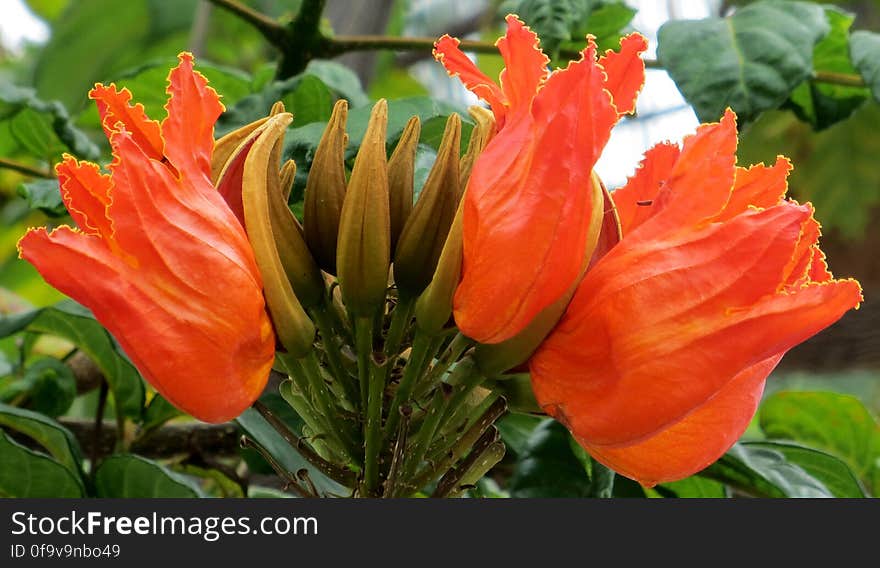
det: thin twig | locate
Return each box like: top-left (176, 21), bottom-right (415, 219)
top-left (0, 157), bottom-right (52, 179)
top-left (89, 380), bottom-right (108, 475)
top-left (205, 0), bottom-right (287, 44)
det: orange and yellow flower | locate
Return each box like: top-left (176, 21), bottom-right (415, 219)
top-left (18, 53), bottom-right (275, 423)
top-left (434, 15), bottom-right (648, 344)
top-left (529, 110), bottom-right (863, 485)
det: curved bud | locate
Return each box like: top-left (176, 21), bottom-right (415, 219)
top-left (211, 116), bottom-right (270, 184)
top-left (388, 116), bottom-right (420, 251)
top-left (473, 171), bottom-right (607, 376)
top-left (414, 198), bottom-right (463, 335)
top-left (394, 113), bottom-right (461, 299)
top-left (243, 113), bottom-right (316, 357)
top-left (336, 99), bottom-right (391, 317)
top-left (280, 159), bottom-right (297, 203)
top-left (304, 99), bottom-right (349, 274)
top-left (459, 106), bottom-right (496, 194)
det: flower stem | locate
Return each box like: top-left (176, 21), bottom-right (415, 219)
top-left (431, 427), bottom-right (503, 498)
top-left (252, 400), bottom-right (357, 486)
top-left (362, 351), bottom-right (388, 496)
top-left (384, 331), bottom-right (435, 440)
top-left (309, 305), bottom-right (359, 407)
top-left (354, 317), bottom-right (374, 411)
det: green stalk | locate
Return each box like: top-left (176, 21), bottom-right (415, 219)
top-left (431, 428), bottom-right (503, 498)
top-left (411, 396), bottom-right (507, 491)
top-left (309, 305), bottom-right (359, 406)
top-left (302, 350), bottom-right (361, 463)
top-left (384, 331), bottom-right (437, 440)
top-left (395, 386), bottom-right (449, 496)
top-left (354, 317), bottom-right (374, 411)
top-left (362, 352), bottom-right (388, 495)
top-left (413, 332), bottom-right (472, 400)
top-left (384, 297), bottom-right (414, 359)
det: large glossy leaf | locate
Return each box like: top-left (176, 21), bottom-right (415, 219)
top-left (702, 441), bottom-right (864, 497)
top-left (0, 81), bottom-right (100, 160)
top-left (0, 429), bottom-right (84, 497)
top-left (747, 441), bottom-right (868, 498)
top-left (496, 413), bottom-right (543, 457)
top-left (304, 60), bottom-right (369, 108)
top-left (284, 75), bottom-right (333, 126)
top-left (18, 357), bottom-right (77, 417)
top-left (508, 420), bottom-right (592, 497)
top-left (786, 7), bottom-right (870, 129)
top-left (94, 454), bottom-right (204, 498)
top-left (0, 301), bottom-right (145, 418)
top-left (17, 179), bottom-right (67, 217)
top-left (0, 402), bottom-right (83, 475)
top-left (657, 476), bottom-right (728, 498)
top-left (759, 390), bottom-right (878, 493)
top-left (658, 0), bottom-right (829, 123)
top-left (850, 30), bottom-right (880, 103)
top-left (737, 103), bottom-right (880, 238)
top-left (32, 0), bottom-right (198, 111)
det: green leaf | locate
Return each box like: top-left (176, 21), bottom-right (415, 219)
top-left (77, 58), bottom-right (255, 131)
top-left (850, 30), bottom-right (880, 103)
top-left (141, 394), bottom-right (183, 433)
top-left (737, 104), bottom-right (880, 238)
top-left (24, 0), bottom-right (71, 21)
top-left (94, 454), bottom-right (204, 497)
top-left (787, 7), bottom-right (870, 129)
top-left (570, 2), bottom-right (637, 50)
top-left (658, 476), bottom-right (728, 498)
top-left (0, 301), bottom-right (145, 419)
top-left (496, 413), bottom-right (543, 457)
top-left (759, 390), bottom-right (879, 493)
top-left (744, 441), bottom-right (867, 498)
top-left (658, 0), bottom-right (829, 123)
top-left (0, 402), bottom-right (83, 475)
top-left (0, 81), bottom-right (100, 160)
top-left (32, 0), bottom-right (198, 112)
top-left (21, 357), bottom-right (77, 417)
top-left (500, 0), bottom-right (585, 56)
top-left (236, 407), bottom-right (347, 497)
top-left (17, 179), bottom-right (66, 217)
top-left (508, 419), bottom-right (592, 497)
top-left (284, 75), bottom-right (333, 126)
top-left (703, 441), bottom-right (853, 497)
top-left (0, 429), bottom-right (84, 497)
top-left (304, 60), bottom-right (369, 108)
top-left (10, 107), bottom-right (61, 158)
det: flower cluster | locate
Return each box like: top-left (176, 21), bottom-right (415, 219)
top-left (19, 16), bottom-right (862, 491)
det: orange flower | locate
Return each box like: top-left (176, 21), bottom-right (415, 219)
top-left (529, 110), bottom-right (863, 486)
top-left (434, 16), bottom-right (647, 344)
top-left (18, 53), bottom-right (275, 423)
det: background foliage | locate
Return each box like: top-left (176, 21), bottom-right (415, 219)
top-left (0, 0), bottom-right (877, 498)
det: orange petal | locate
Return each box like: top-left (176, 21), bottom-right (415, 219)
top-left (597, 33), bottom-right (648, 115)
top-left (497, 15), bottom-right (549, 112)
top-left (718, 156), bottom-right (792, 221)
top-left (214, 134), bottom-right (257, 226)
top-left (649, 109), bottom-right (738, 231)
top-left (89, 83), bottom-right (164, 161)
top-left (107, 129), bottom-right (259, 289)
top-left (781, 207), bottom-right (821, 288)
top-left (612, 142), bottom-right (680, 235)
top-left (56, 155), bottom-right (112, 239)
top-left (161, 52), bottom-right (225, 182)
top-left (587, 180), bottom-right (622, 270)
top-left (529, 201), bottom-right (860, 448)
top-left (454, 43), bottom-right (617, 343)
top-left (578, 355), bottom-right (780, 486)
top-left (808, 246), bottom-right (833, 282)
top-left (434, 34), bottom-right (508, 125)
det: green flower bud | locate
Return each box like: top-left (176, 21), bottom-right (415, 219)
top-left (304, 99), bottom-right (349, 274)
top-left (393, 113), bottom-right (461, 299)
top-left (336, 99), bottom-right (391, 317)
top-left (242, 113), bottom-right (316, 357)
top-left (387, 116), bottom-right (420, 252)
